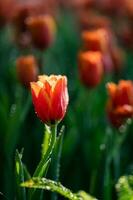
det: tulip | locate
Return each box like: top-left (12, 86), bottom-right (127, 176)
top-left (16, 55), bottom-right (38, 87)
top-left (78, 51), bottom-right (103, 88)
top-left (26, 15), bottom-right (56, 50)
top-left (30, 75), bottom-right (69, 124)
top-left (82, 29), bottom-right (110, 52)
top-left (107, 80), bottom-right (133, 127)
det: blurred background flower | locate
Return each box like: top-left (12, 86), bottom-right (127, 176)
top-left (16, 55), bottom-right (38, 87)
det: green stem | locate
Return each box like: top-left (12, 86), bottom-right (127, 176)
top-left (103, 129), bottom-right (113, 200)
top-left (41, 125), bottom-right (51, 158)
top-left (51, 126), bottom-right (64, 200)
top-left (113, 132), bottom-right (126, 181)
top-left (22, 178), bottom-right (82, 200)
top-left (103, 128), bottom-right (127, 200)
top-left (33, 124), bottom-right (57, 177)
top-left (29, 124), bottom-right (57, 200)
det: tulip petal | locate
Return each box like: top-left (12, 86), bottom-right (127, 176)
top-left (106, 82), bottom-right (117, 99)
top-left (115, 80), bottom-right (133, 106)
top-left (51, 77), bottom-right (68, 121)
top-left (31, 82), bottom-right (41, 99)
top-left (36, 86), bottom-right (51, 123)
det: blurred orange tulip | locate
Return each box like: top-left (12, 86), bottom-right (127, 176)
top-left (107, 80), bottom-right (133, 127)
top-left (82, 29), bottom-right (110, 52)
top-left (26, 15), bottom-right (56, 50)
top-left (16, 55), bottom-right (38, 87)
top-left (78, 51), bottom-right (103, 88)
top-left (31, 75), bottom-right (69, 124)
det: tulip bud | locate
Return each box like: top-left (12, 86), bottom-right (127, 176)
top-left (78, 51), bottom-right (103, 88)
top-left (82, 29), bottom-right (110, 52)
top-left (30, 75), bottom-right (69, 124)
top-left (106, 80), bottom-right (133, 127)
top-left (16, 55), bottom-right (38, 87)
top-left (26, 15), bottom-right (56, 50)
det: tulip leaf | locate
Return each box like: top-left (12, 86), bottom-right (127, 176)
top-left (41, 125), bottom-right (51, 157)
top-left (52, 125), bottom-right (64, 181)
top-left (78, 191), bottom-right (98, 200)
top-left (28, 158), bottom-right (51, 200)
top-left (116, 176), bottom-right (133, 200)
top-left (21, 177), bottom-right (82, 200)
top-left (23, 164), bottom-right (31, 180)
top-left (33, 124), bottom-right (57, 178)
top-left (15, 149), bottom-right (26, 200)
top-left (28, 125), bottom-right (57, 200)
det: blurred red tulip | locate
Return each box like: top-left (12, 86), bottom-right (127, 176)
top-left (16, 55), bottom-right (38, 87)
top-left (26, 15), bottom-right (56, 51)
top-left (31, 75), bottom-right (69, 124)
top-left (107, 80), bottom-right (133, 127)
top-left (78, 51), bottom-right (103, 88)
top-left (82, 29), bottom-right (110, 52)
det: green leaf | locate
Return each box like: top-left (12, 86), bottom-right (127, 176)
top-left (21, 177), bottom-right (82, 200)
top-left (78, 191), bottom-right (98, 200)
top-left (23, 164), bottom-right (31, 180)
top-left (41, 125), bottom-right (51, 157)
top-left (116, 176), bottom-right (133, 200)
top-left (52, 125), bottom-right (65, 181)
top-left (51, 126), bottom-right (65, 200)
top-left (15, 149), bottom-right (26, 200)
top-left (28, 124), bottom-right (57, 200)
top-left (28, 159), bottom-right (51, 200)
top-left (33, 124), bottom-right (57, 177)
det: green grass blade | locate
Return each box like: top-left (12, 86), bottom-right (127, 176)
top-left (15, 150), bottom-right (26, 200)
top-left (21, 177), bottom-right (82, 200)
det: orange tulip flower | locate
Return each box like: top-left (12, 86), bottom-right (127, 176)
top-left (26, 15), bottom-right (56, 50)
top-left (16, 55), bottom-right (38, 87)
top-left (78, 51), bottom-right (103, 88)
top-left (107, 80), bottom-right (133, 127)
top-left (82, 29), bottom-right (110, 52)
top-left (31, 75), bottom-right (69, 124)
